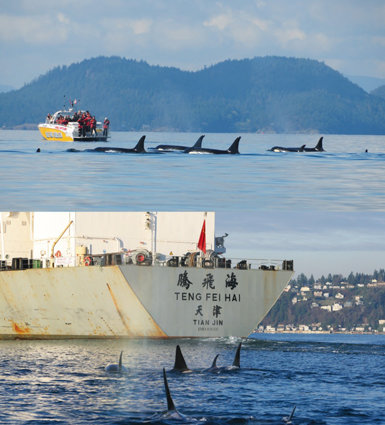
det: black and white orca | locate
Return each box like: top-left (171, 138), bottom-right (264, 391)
top-left (225, 342), bottom-right (242, 370)
top-left (93, 135), bottom-right (146, 153)
top-left (282, 405), bottom-right (296, 424)
top-left (270, 137), bottom-right (324, 153)
top-left (67, 136), bottom-right (146, 153)
top-left (171, 345), bottom-right (192, 373)
top-left (203, 354), bottom-right (220, 373)
top-left (152, 135), bottom-right (205, 152)
top-left (205, 342), bottom-right (242, 373)
top-left (185, 136), bottom-right (241, 154)
top-left (269, 144), bottom-right (306, 153)
top-left (105, 351), bottom-right (126, 373)
top-left (303, 137), bottom-right (324, 152)
top-left (159, 368), bottom-right (189, 420)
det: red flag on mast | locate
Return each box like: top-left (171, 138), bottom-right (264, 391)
top-left (197, 220), bottom-right (206, 253)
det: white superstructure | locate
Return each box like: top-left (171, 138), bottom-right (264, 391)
top-left (1, 212), bottom-right (216, 267)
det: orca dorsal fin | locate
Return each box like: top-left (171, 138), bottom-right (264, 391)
top-left (289, 405), bottom-right (296, 421)
top-left (232, 342), bottom-right (242, 367)
top-left (173, 345), bottom-right (189, 371)
top-left (211, 354), bottom-right (219, 368)
top-left (228, 136), bottom-right (241, 154)
top-left (315, 136), bottom-right (324, 151)
top-left (134, 135), bottom-right (146, 152)
top-left (118, 351), bottom-right (123, 370)
top-left (299, 144), bottom-right (306, 152)
top-left (163, 368), bottom-right (176, 411)
top-left (192, 135), bottom-right (205, 148)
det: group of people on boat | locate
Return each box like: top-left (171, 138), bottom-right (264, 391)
top-left (46, 111), bottom-right (110, 138)
top-left (77, 111), bottom-right (98, 137)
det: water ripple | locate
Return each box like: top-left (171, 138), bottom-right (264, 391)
top-left (1, 130), bottom-right (385, 210)
top-left (0, 335), bottom-right (383, 424)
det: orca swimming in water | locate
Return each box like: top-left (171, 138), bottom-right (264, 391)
top-left (226, 342), bottom-right (242, 370)
top-left (282, 406), bottom-right (296, 424)
top-left (204, 354), bottom-right (220, 373)
top-left (303, 136), bottom-right (325, 152)
top-left (185, 136), bottom-right (241, 154)
top-left (270, 137), bottom-right (324, 153)
top-left (205, 342), bottom-right (242, 373)
top-left (171, 345), bottom-right (192, 373)
top-left (159, 368), bottom-right (189, 420)
top-left (269, 144), bottom-right (306, 153)
top-left (93, 135), bottom-right (146, 153)
top-left (105, 351), bottom-right (126, 373)
top-left (171, 343), bottom-right (241, 374)
top-left (152, 135), bottom-right (205, 152)
top-left (67, 136), bottom-right (147, 154)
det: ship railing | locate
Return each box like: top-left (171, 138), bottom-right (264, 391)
top-left (232, 258), bottom-right (293, 271)
top-left (1, 254), bottom-right (293, 272)
top-left (73, 253), bottom-right (293, 271)
top-left (155, 256), bottom-right (293, 271)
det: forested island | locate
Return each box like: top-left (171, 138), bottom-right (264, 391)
top-left (1, 56), bottom-right (385, 134)
top-left (260, 269), bottom-right (385, 334)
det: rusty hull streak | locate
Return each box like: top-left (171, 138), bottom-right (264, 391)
top-left (106, 282), bottom-right (133, 336)
top-left (106, 280), bottom-right (167, 338)
top-left (123, 283), bottom-right (167, 338)
top-left (12, 322), bottom-right (31, 335)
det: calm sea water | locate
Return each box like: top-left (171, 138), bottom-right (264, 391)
top-left (1, 130), bottom-right (385, 211)
top-left (0, 334), bottom-right (383, 424)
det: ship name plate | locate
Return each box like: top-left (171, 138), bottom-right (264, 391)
top-left (175, 270), bottom-right (241, 332)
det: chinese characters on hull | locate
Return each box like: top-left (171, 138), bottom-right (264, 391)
top-left (225, 272), bottom-right (238, 290)
top-left (212, 305), bottom-right (222, 318)
top-left (176, 270), bottom-right (241, 330)
top-left (202, 273), bottom-right (215, 290)
top-left (177, 271), bottom-right (193, 290)
top-left (177, 270), bottom-right (238, 292)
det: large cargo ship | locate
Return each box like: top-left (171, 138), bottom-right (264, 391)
top-left (0, 212), bottom-right (293, 339)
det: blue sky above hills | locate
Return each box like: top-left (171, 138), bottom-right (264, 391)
top-left (1, 0), bottom-right (384, 88)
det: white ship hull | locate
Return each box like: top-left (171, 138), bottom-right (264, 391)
top-left (0, 264), bottom-right (292, 339)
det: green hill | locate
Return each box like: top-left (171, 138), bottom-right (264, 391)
top-left (261, 270), bottom-right (385, 333)
top-left (371, 84), bottom-right (385, 100)
top-left (1, 56), bottom-right (385, 134)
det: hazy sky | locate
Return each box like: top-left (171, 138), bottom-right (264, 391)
top-left (1, 0), bottom-right (385, 88)
top-left (216, 211), bottom-right (385, 279)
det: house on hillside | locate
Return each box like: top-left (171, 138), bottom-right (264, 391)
top-left (321, 305), bottom-right (332, 312)
top-left (300, 286), bottom-right (310, 294)
top-left (332, 303), bottom-right (343, 312)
